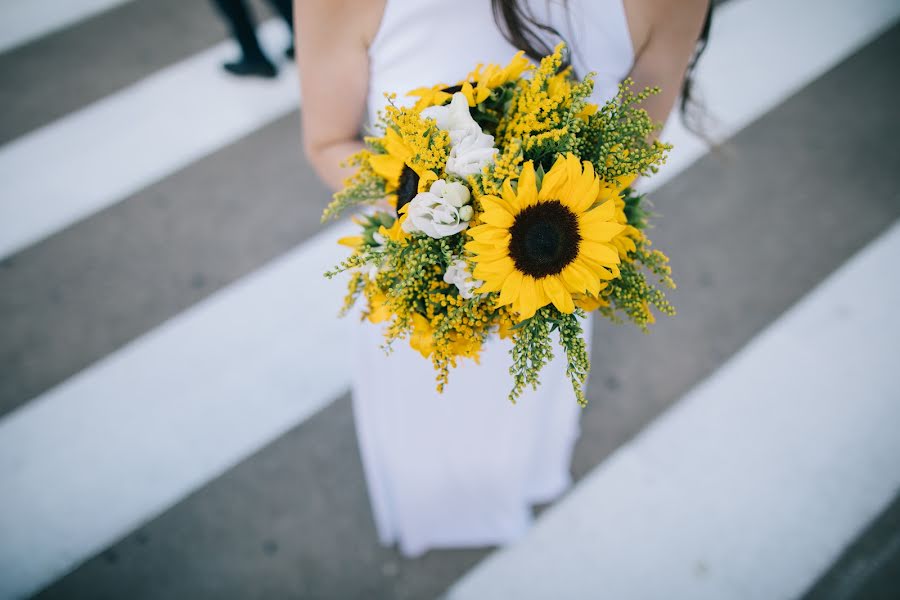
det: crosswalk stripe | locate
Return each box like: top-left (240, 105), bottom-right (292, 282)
top-left (0, 0), bottom-right (133, 53)
top-left (0, 221), bottom-right (355, 600)
top-left (0, 0), bottom-right (896, 598)
top-left (446, 218), bottom-right (900, 600)
top-left (0, 19), bottom-right (296, 261)
top-left (647, 0), bottom-right (900, 192)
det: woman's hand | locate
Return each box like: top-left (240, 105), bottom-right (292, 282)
top-left (293, 0), bottom-right (383, 191)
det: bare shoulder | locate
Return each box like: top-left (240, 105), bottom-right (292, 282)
top-left (294, 0), bottom-right (385, 49)
top-left (622, 0), bottom-right (709, 56)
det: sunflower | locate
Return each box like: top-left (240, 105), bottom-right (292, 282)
top-left (368, 128), bottom-right (437, 213)
top-left (408, 83), bottom-right (454, 112)
top-left (465, 155), bottom-right (626, 320)
top-left (407, 51), bottom-right (532, 111)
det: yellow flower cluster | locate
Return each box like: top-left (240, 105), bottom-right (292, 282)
top-left (383, 103), bottom-right (450, 174)
top-left (497, 45), bottom-right (571, 149)
top-left (475, 139), bottom-right (524, 197)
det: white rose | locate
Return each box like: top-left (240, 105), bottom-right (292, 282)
top-left (447, 132), bottom-right (498, 177)
top-left (421, 92), bottom-right (498, 178)
top-left (429, 179), bottom-right (470, 207)
top-left (402, 179), bottom-right (474, 239)
top-left (421, 92), bottom-right (477, 135)
top-left (443, 258), bottom-right (483, 300)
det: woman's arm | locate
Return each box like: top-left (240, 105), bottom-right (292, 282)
top-left (293, 0), bottom-right (383, 191)
top-left (623, 0), bottom-right (710, 130)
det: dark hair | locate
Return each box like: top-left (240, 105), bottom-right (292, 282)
top-left (491, 0), bottom-right (714, 131)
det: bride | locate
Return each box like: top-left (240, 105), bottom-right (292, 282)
top-left (294, 0), bottom-right (710, 557)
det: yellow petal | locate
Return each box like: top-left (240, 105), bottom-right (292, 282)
top-left (417, 169), bottom-right (439, 192)
top-left (465, 240), bottom-right (508, 255)
top-left (501, 178), bottom-right (520, 207)
top-left (476, 277), bottom-right (505, 293)
top-left (517, 161), bottom-right (538, 207)
top-left (538, 155), bottom-right (568, 201)
top-left (542, 276), bottom-right (575, 313)
top-left (517, 276), bottom-right (539, 320)
top-left (468, 229), bottom-right (511, 245)
top-left (581, 240), bottom-right (621, 265)
top-left (616, 173), bottom-right (638, 191)
top-left (337, 235), bottom-right (363, 249)
top-left (369, 154), bottom-right (403, 186)
top-left (579, 204), bottom-right (617, 230)
top-left (497, 270), bottom-right (524, 306)
top-left (571, 260), bottom-right (605, 294)
top-left (588, 199), bottom-right (616, 221)
top-left (382, 128), bottom-right (412, 161)
top-left (533, 278), bottom-right (551, 309)
top-left (566, 152), bottom-right (582, 185)
top-left (473, 256), bottom-right (515, 278)
top-left (480, 196), bottom-right (515, 218)
top-left (559, 264), bottom-right (588, 293)
top-left (580, 221), bottom-right (626, 243)
top-left (461, 82), bottom-right (477, 106)
top-left (567, 161), bottom-right (599, 213)
top-left (480, 208), bottom-right (515, 228)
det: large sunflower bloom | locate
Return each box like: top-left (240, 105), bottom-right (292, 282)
top-left (465, 155), bottom-right (625, 320)
top-left (368, 128), bottom-right (436, 212)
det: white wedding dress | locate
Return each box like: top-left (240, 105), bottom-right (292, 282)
top-left (353, 0), bottom-right (635, 557)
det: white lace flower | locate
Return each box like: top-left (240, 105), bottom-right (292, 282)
top-left (402, 179), bottom-right (474, 239)
top-left (421, 92), bottom-right (498, 178)
top-left (443, 258), bottom-right (483, 300)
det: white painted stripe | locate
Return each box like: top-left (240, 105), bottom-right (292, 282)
top-left (447, 220), bottom-right (900, 600)
top-left (0, 221), bottom-right (355, 600)
top-left (0, 0), bottom-right (133, 53)
top-left (641, 0), bottom-right (900, 193)
top-left (0, 0), bottom-right (895, 597)
top-left (0, 19), bottom-right (297, 260)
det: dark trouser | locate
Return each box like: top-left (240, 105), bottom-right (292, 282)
top-left (212, 0), bottom-right (293, 60)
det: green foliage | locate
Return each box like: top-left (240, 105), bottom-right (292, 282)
top-left (599, 240), bottom-right (676, 330)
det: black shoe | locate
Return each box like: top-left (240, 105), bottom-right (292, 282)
top-left (223, 56), bottom-right (277, 79)
top-left (285, 44), bottom-right (294, 60)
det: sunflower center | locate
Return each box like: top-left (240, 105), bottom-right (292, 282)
top-left (508, 200), bottom-right (581, 278)
top-left (396, 165), bottom-right (419, 214)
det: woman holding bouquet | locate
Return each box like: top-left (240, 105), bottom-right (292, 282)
top-left (294, 0), bottom-right (710, 557)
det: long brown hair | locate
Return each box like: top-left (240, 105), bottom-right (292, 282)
top-left (491, 0), bottom-right (714, 130)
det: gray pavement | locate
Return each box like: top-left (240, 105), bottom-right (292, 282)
top-left (0, 111), bottom-right (329, 416)
top-left (0, 0), bottom-right (285, 144)
top-left (21, 15), bottom-right (900, 600)
top-left (803, 494), bottom-right (900, 600)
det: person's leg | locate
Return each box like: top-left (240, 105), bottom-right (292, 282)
top-left (211, 0), bottom-right (277, 77)
top-left (265, 0), bottom-right (295, 58)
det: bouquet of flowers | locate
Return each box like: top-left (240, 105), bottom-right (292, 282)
top-left (323, 44), bottom-right (675, 405)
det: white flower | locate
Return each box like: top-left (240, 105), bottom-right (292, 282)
top-left (402, 179), bottom-right (474, 239)
top-left (430, 179), bottom-right (470, 207)
top-left (443, 258), bottom-right (483, 300)
top-left (421, 92), bottom-right (498, 178)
